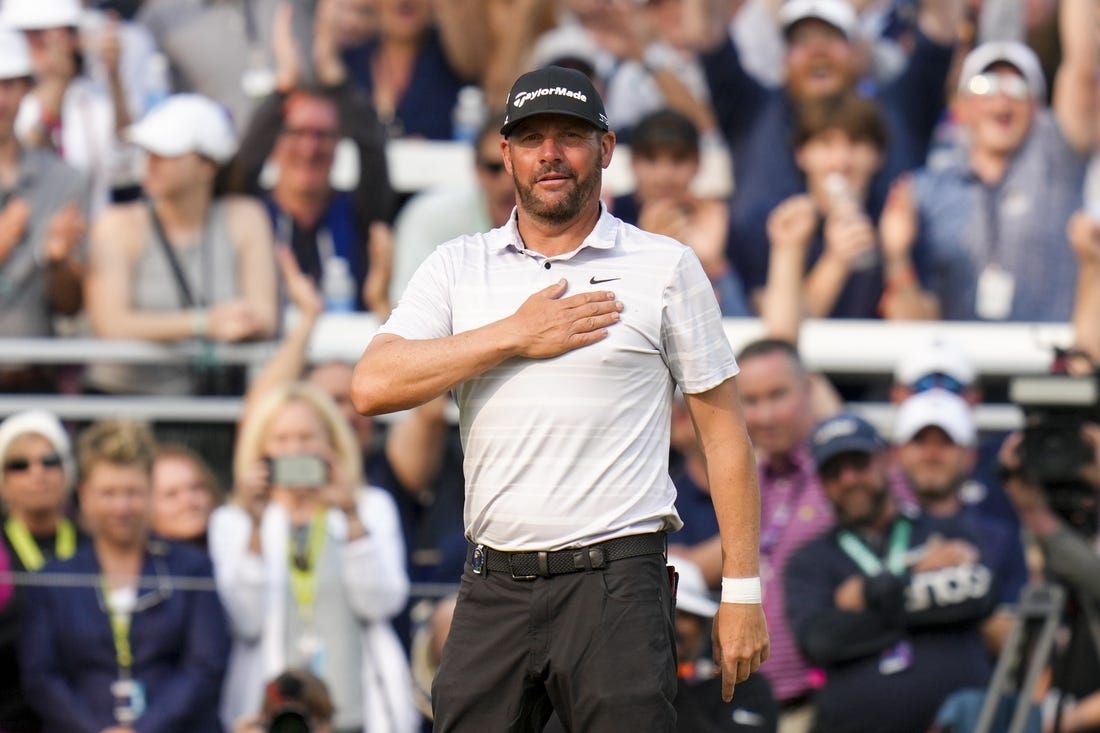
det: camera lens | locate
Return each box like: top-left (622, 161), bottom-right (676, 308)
top-left (268, 709), bottom-right (311, 733)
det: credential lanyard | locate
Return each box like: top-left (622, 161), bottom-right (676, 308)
top-left (4, 517), bottom-right (77, 571)
top-left (837, 516), bottom-right (911, 577)
top-left (288, 512), bottom-right (328, 624)
top-left (101, 582), bottom-right (134, 678)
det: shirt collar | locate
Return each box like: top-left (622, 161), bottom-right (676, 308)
top-left (762, 442), bottom-right (815, 480)
top-left (488, 201), bottom-right (618, 256)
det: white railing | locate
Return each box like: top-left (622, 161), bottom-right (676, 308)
top-left (0, 315), bottom-right (1074, 431)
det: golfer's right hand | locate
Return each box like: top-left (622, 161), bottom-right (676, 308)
top-left (511, 279), bottom-right (623, 358)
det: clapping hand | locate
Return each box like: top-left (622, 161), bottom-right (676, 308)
top-left (43, 203), bottom-right (86, 265)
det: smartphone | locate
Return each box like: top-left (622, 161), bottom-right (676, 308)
top-left (268, 455), bottom-right (328, 489)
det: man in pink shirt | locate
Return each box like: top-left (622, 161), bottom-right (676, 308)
top-left (736, 338), bottom-right (835, 733)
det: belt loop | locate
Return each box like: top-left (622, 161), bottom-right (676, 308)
top-left (537, 551), bottom-right (550, 578)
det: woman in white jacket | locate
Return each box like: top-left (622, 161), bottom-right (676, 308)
top-left (209, 382), bottom-right (416, 733)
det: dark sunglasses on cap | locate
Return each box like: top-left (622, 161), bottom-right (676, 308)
top-left (3, 453), bottom-right (64, 473)
top-left (910, 373), bottom-right (966, 395)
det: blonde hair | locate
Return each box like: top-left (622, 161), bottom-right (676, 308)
top-left (77, 419), bottom-right (157, 479)
top-left (234, 382), bottom-right (363, 490)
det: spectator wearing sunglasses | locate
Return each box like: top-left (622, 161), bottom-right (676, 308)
top-left (0, 409), bottom-right (84, 732)
top-left (892, 0), bottom-right (1099, 322)
top-left (388, 112), bottom-right (517, 306)
top-left (889, 335), bottom-right (1021, 533)
top-left (19, 419), bottom-right (229, 733)
top-left (227, 3), bottom-right (396, 317)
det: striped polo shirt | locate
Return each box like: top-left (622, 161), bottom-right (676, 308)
top-left (379, 205), bottom-right (739, 551)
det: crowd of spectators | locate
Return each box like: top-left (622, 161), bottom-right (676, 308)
top-left (1, 0), bottom-right (1100, 732)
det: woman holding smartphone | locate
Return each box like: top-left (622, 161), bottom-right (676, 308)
top-left (208, 382), bottom-right (415, 733)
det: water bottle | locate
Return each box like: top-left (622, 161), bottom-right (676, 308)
top-left (143, 53), bottom-right (171, 115)
top-left (823, 172), bottom-right (878, 272)
top-left (452, 85), bottom-right (486, 144)
top-left (321, 256), bottom-right (356, 312)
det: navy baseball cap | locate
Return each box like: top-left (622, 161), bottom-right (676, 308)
top-left (810, 413), bottom-right (886, 470)
top-left (500, 66), bottom-right (610, 137)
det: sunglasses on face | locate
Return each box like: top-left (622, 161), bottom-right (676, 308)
top-left (966, 72), bottom-right (1031, 102)
top-left (910, 373), bottom-right (966, 395)
top-left (3, 453), bottom-right (63, 473)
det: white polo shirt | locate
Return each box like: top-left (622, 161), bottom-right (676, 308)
top-left (379, 206), bottom-right (739, 550)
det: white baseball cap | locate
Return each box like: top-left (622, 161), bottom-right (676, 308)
top-left (0, 0), bottom-right (82, 30)
top-left (892, 388), bottom-right (977, 447)
top-left (0, 409), bottom-right (76, 491)
top-left (957, 41), bottom-right (1046, 102)
top-left (778, 0), bottom-right (858, 42)
top-left (127, 94), bottom-right (238, 164)
top-left (672, 557), bottom-right (719, 619)
top-left (893, 335), bottom-right (976, 390)
top-left (0, 26), bottom-right (31, 80)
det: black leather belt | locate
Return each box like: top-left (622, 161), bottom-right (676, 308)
top-left (468, 532), bottom-right (666, 580)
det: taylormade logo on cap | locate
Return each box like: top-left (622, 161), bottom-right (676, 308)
top-left (500, 66), bottom-right (609, 136)
top-left (513, 86), bottom-right (588, 108)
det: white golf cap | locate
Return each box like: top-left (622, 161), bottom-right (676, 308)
top-left (893, 388), bottom-right (977, 447)
top-left (671, 557), bottom-right (719, 619)
top-left (957, 41), bottom-right (1046, 101)
top-left (0, 26), bottom-right (31, 80)
top-left (0, 0), bottom-right (82, 30)
top-left (894, 335), bottom-right (976, 389)
top-left (778, 0), bottom-right (858, 41)
top-left (127, 94), bottom-right (238, 164)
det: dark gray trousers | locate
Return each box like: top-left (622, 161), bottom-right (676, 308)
top-left (432, 554), bottom-right (677, 733)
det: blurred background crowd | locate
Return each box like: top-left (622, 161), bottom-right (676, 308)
top-left (2, 0), bottom-right (1100, 732)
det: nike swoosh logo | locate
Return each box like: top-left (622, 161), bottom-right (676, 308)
top-left (589, 276), bottom-right (621, 284)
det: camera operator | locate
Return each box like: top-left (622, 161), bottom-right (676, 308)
top-left (999, 423), bottom-right (1100, 732)
top-left (235, 669), bottom-right (335, 733)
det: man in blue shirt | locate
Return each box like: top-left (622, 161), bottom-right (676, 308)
top-left (891, 388), bottom-right (1029, 656)
top-left (785, 413), bottom-right (994, 733)
top-left (905, 0), bottom-right (1099, 321)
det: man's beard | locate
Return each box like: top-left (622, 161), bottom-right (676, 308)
top-left (836, 482), bottom-right (890, 529)
top-left (514, 155), bottom-right (603, 225)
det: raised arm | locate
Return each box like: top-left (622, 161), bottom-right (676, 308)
top-left (240, 246), bottom-right (323, 421)
top-left (432, 0), bottom-right (489, 82)
top-left (683, 376), bottom-right (768, 701)
top-left (760, 194), bottom-right (815, 341)
top-left (1067, 211), bottom-right (1100, 366)
top-left (878, 176), bottom-right (940, 320)
top-left (351, 279), bottom-right (623, 415)
top-left (1054, 0), bottom-right (1100, 154)
top-left (916, 0), bottom-right (965, 46)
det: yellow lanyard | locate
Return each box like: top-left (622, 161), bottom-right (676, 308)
top-left (4, 517), bottom-right (77, 571)
top-left (101, 582), bottom-right (134, 676)
top-left (288, 512), bottom-right (327, 623)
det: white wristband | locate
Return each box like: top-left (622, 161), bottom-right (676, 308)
top-left (721, 576), bottom-right (762, 604)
